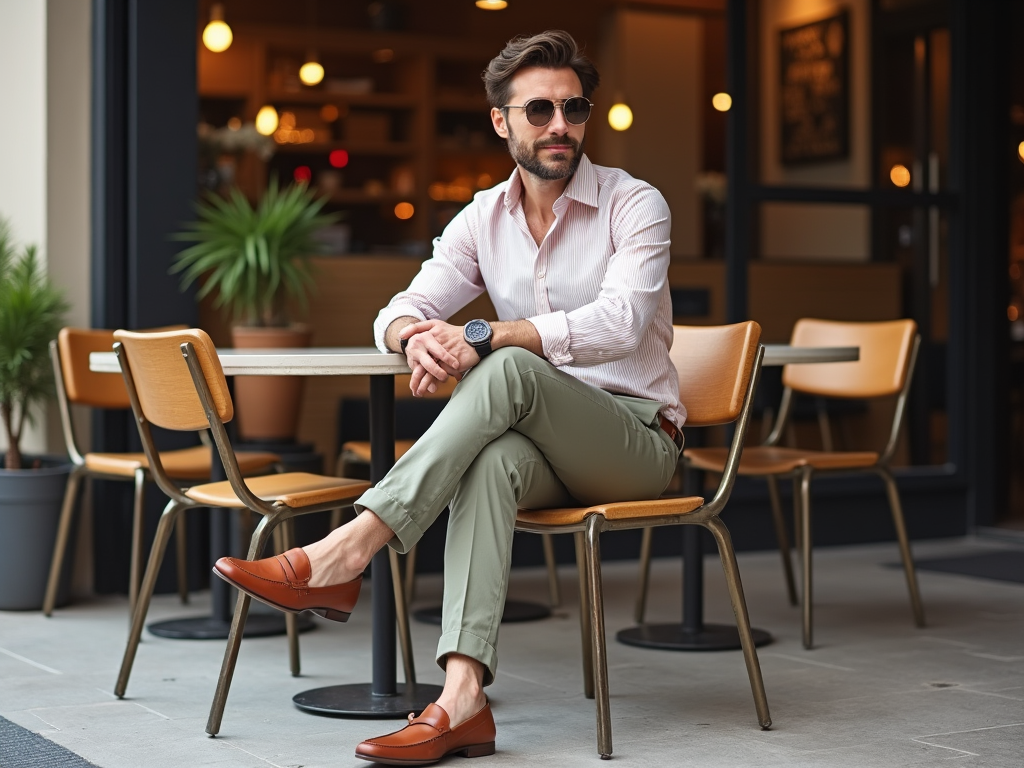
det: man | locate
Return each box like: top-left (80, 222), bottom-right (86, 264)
top-left (214, 29), bottom-right (684, 766)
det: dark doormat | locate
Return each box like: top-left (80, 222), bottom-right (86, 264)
top-left (891, 550), bottom-right (1024, 584)
top-left (0, 715), bottom-right (101, 768)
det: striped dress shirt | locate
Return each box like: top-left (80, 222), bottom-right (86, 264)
top-left (373, 154), bottom-right (684, 428)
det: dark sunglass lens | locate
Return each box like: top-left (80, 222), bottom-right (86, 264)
top-left (563, 98), bottom-right (591, 125)
top-left (525, 99), bottom-right (555, 126)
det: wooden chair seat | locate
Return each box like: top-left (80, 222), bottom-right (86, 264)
top-left (517, 496), bottom-right (705, 527)
top-left (84, 446), bottom-right (279, 479)
top-left (685, 446), bottom-right (879, 475)
top-left (342, 439), bottom-right (416, 464)
top-left (185, 473), bottom-right (370, 508)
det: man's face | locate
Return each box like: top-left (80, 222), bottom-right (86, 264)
top-left (491, 67), bottom-right (587, 182)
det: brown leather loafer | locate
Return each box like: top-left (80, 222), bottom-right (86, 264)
top-left (355, 702), bottom-right (496, 766)
top-left (212, 547), bottom-right (360, 622)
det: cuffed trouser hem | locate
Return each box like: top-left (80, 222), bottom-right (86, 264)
top-left (436, 630), bottom-right (499, 688)
top-left (353, 486), bottom-right (425, 554)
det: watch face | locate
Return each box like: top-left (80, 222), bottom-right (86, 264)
top-left (465, 319), bottom-right (492, 345)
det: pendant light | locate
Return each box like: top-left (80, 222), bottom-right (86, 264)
top-left (300, 51), bottom-right (325, 86)
top-left (475, 1), bottom-right (508, 9)
top-left (202, 3), bottom-right (233, 53)
top-left (255, 105), bottom-right (279, 136)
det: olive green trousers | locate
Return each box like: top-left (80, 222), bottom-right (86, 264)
top-left (354, 347), bottom-right (680, 685)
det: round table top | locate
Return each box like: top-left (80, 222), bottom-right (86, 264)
top-left (90, 343), bottom-right (858, 376)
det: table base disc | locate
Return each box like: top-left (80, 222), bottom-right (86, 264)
top-left (293, 683), bottom-right (446, 718)
top-left (616, 623), bottom-right (772, 651)
top-left (147, 613), bottom-right (314, 640)
top-left (413, 599), bottom-right (550, 625)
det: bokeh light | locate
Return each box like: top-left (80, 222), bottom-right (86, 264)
top-left (255, 106), bottom-right (279, 136)
top-left (890, 164), bottom-right (911, 187)
top-left (608, 103), bottom-right (633, 131)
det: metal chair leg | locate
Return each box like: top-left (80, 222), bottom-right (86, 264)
top-left (634, 527), bottom-right (653, 623)
top-left (206, 511), bottom-right (281, 736)
top-left (278, 520), bottom-right (301, 677)
top-left (584, 516), bottom-right (612, 759)
top-left (542, 533), bottom-right (561, 607)
top-left (798, 467), bottom-right (814, 649)
top-left (128, 468), bottom-right (147, 613)
top-left (404, 544), bottom-right (417, 604)
top-left (705, 517), bottom-right (772, 729)
top-left (389, 548), bottom-right (417, 685)
top-left (878, 467), bottom-right (925, 627)
top-left (116, 499), bottom-right (184, 697)
top-left (792, 475), bottom-right (803, 552)
top-left (574, 531), bottom-right (594, 700)
top-left (766, 475), bottom-right (798, 606)
top-left (43, 467), bottom-right (84, 616)
top-left (175, 513), bottom-right (189, 604)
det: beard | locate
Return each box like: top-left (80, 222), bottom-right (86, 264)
top-left (506, 123), bottom-right (584, 181)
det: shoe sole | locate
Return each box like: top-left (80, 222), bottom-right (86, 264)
top-left (355, 741), bottom-right (495, 765)
top-left (212, 566), bottom-right (351, 622)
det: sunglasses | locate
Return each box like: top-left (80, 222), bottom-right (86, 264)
top-left (502, 97), bottom-right (593, 127)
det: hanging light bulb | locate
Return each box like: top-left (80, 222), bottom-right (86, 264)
top-left (712, 92), bottom-right (732, 112)
top-left (202, 3), bottom-right (233, 53)
top-left (255, 105), bottom-right (279, 136)
top-left (475, 0), bottom-right (508, 9)
top-left (299, 51), bottom-right (325, 86)
top-left (608, 102), bottom-right (633, 131)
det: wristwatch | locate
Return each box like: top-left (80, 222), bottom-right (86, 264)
top-left (463, 318), bottom-right (493, 359)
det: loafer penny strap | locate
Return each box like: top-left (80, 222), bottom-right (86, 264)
top-left (275, 547), bottom-right (311, 587)
top-left (408, 703), bottom-right (451, 733)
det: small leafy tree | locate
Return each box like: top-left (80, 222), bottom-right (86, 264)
top-left (170, 180), bottom-right (339, 327)
top-left (0, 218), bottom-right (69, 469)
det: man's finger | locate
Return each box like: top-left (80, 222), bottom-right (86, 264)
top-left (421, 336), bottom-right (460, 370)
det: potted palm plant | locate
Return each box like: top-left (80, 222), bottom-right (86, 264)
top-left (171, 179), bottom-right (338, 441)
top-left (0, 217), bottom-right (71, 609)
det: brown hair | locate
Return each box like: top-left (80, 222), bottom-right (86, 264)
top-left (482, 30), bottom-right (600, 109)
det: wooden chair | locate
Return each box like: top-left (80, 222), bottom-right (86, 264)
top-left (514, 322), bottom-right (771, 758)
top-left (108, 328), bottom-right (372, 734)
top-left (44, 328), bottom-right (280, 616)
top-left (675, 318), bottom-right (925, 649)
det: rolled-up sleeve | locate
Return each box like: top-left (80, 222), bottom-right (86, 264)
top-left (372, 204), bottom-right (487, 351)
top-left (532, 185), bottom-right (671, 367)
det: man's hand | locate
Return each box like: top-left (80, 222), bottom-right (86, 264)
top-left (399, 320), bottom-right (471, 397)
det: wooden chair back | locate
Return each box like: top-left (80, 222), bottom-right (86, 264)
top-left (57, 328), bottom-right (132, 409)
top-left (782, 319), bottom-right (918, 399)
top-left (672, 322), bottom-right (762, 427)
top-left (113, 328), bottom-right (233, 431)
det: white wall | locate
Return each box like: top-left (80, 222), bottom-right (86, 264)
top-left (759, 0), bottom-right (871, 261)
top-left (0, 0), bottom-right (49, 456)
top-left (0, 0), bottom-right (91, 459)
top-left (598, 9), bottom-right (703, 259)
top-left (0, 1), bottom-right (47, 254)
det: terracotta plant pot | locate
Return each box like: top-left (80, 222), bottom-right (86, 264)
top-left (231, 324), bottom-right (312, 442)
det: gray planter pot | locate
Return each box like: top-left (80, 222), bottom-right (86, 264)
top-left (0, 456), bottom-right (73, 610)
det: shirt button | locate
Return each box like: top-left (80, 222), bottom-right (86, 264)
top-left (537, 271), bottom-right (545, 279)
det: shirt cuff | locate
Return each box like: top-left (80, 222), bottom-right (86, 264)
top-left (374, 303), bottom-right (427, 352)
top-left (528, 311), bottom-right (572, 366)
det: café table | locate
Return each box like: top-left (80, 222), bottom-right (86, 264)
top-left (92, 346), bottom-right (442, 716)
top-left (616, 343), bottom-right (860, 652)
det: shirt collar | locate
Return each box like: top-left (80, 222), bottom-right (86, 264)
top-left (502, 153), bottom-right (599, 212)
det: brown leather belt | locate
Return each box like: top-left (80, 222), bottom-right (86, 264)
top-left (659, 415), bottom-right (683, 450)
